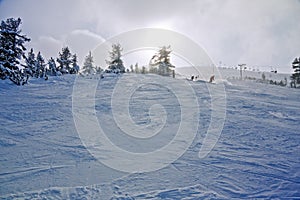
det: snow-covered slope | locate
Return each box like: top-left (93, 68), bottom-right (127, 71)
top-left (0, 73), bottom-right (299, 199)
top-left (176, 66), bottom-right (290, 83)
top-left (217, 67), bottom-right (290, 82)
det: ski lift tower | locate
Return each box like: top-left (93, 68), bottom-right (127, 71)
top-left (238, 64), bottom-right (246, 80)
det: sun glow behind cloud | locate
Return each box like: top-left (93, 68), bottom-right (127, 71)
top-left (122, 48), bottom-right (191, 69)
top-left (146, 20), bottom-right (174, 30)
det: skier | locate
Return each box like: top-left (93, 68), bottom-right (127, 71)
top-left (209, 75), bottom-right (215, 83)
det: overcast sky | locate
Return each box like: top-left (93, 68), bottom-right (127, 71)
top-left (1, 0), bottom-right (299, 73)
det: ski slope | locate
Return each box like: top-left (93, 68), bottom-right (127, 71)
top-left (0, 73), bottom-right (299, 199)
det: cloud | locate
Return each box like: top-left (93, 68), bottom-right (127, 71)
top-left (1, 0), bottom-right (299, 73)
top-left (31, 36), bottom-right (62, 61)
top-left (30, 29), bottom-right (106, 65)
top-left (65, 29), bottom-right (105, 65)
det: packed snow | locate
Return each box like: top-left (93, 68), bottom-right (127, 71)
top-left (0, 71), bottom-right (299, 199)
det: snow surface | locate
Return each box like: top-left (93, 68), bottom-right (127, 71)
top-left (0, 72), bottom-right (299, 199)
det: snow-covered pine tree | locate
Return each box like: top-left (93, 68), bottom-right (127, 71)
top-left (106, 43), bottom-right (125, 73)
top-left (57, 47), bottom-right (72, 74)
top-left (141, 66), bottom-right (147, 74)
top-left (81, 51), bottom-right (95, 75)
top-left (70, 54), bottom-right (80, 74)
top-left (47, 57), bottom-right (57, 76)
top-left (95, 66), bottom-right (103, 74)
top-left (130, 64), bottom-right (134, 73)
top-left (35, 52), bottom-right (47, 79)
top-left (291, 57), bottom-right (300, 88)
top-left (0, 17), bottom-right (30, 85)
top-left (149, 45), bottom-right (175, 77)
top-left (134, 63), bottom-right (139, 73)
top-left (24, 48), bottom-right (36, 77)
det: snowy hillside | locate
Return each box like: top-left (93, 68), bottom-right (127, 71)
top-left (217, 67), bottom-right (290, 82)
top-left (0, 72), bottom-right (299, 199)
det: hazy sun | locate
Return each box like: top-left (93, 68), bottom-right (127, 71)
top-left (147, 20), bottom-right (174, 30)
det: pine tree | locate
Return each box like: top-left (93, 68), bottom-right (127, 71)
top-left (35, 52), bottom-right (47, 79)
top-left (24, 48), bottom-right (36, 77)
top-left (47, 57), bottom-right (57, 76)
top-left (134, 63), bottom-right (139, 73)
top-left (290, 57), bottom-right (300, 88)
top-left (141, 66), bottom-right (147, 74)
top-left (106, 43), bottom-right (125, 73)
top-left (149, 45), bottom-right (175, 77)
top-left (70, 54), bottom-right (79, 74)
top-left (95, 66), bottom-right (103, 74)
top-left (0, 17), bottom-right (30, 85)
top-left (130, 64), bottom-right (134, 73)
top-left (57, 47), bottom-right (72, 74)
top-left (81, 51), bottom-right (95, 75)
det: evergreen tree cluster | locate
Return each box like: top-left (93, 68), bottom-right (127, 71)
top-left (1, 17), bottom-right (176, 85)
top-left (0, 17), bottom-right (176, 85)
top-left (126, 46), bottom-right (175, 77)
top-left (24, 49), bottom-right (48, 79)
top-left (0, 17), bottom-right (80, 85)
top-left (25, 47), bottom-right (79, 79)
top-left (57, 47), bottom-right (79, 75)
